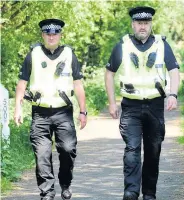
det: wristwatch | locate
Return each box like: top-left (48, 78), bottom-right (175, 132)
top-left (80, 111), bottom-right (87, 116)
top-left (169, 94), bottom-right (177, 99)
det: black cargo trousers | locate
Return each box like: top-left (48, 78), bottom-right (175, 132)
top-left (119, 97), bottom-right (165, 198)
top-left (30, 105), bottom-right (77, 198)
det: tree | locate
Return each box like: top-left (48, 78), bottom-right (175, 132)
top-left (1, 0), bottom-right (184, 96)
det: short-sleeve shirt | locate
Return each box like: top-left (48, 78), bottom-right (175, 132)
top-left (106, 34), bottom-right (180, 72)
top-left (19, 44), bottom-right (83, 81)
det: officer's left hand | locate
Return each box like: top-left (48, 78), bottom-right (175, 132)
top-left (78, 114), bottom-right (87, 130)
top-left (166, 96), bottom-right (177, 111)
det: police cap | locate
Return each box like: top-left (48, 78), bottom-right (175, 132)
top-left (129, 6), bottom-right (155, 21)
top-left (39, 18), bottom-right (65, 34)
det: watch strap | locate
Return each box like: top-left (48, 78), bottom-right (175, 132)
top-left (169, 94), bottom-right (177, 99)
top-left (80, 111), bottom-right (87, 116)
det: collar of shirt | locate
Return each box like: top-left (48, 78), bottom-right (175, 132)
top-left (41, 45), bottom-right (65, 60)
top-left (41, 45), bottom-right (63, 55)
top-left (130, 34), bottom-right (154, 45)
top-left (129, 34), bottom-right (155, 52)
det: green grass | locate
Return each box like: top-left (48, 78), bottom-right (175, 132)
top-left (178, 81), bottom-right (184, 144)
top-left (1, 99), bottom-right (34, 194)
top-left (84, 68), bottom-right (108, 115)
top-left (178, 135), bottom-right (184, 144)
top-left (0, 177), bottom-right (13, 194)
top-left (1, 118), bottom-right (35, 194)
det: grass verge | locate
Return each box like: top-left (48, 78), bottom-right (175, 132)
top-left (178, 80), bottom-right (184, 144)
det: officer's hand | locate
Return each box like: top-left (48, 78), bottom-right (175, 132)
top-left (78, 114), bottom-right (87, 130)
top-left (109, 103), bottom-right (119, 119)
top-left (14, 107), bottom-right (23, 126)
top-left (166, 96), bottom-right (177, 111)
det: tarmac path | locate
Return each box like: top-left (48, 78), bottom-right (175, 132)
top-left (2, 101), bottom-right (184, 200)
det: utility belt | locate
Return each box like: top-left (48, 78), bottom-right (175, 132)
top-left (24, 90), bottom-right (73, 108)
top-left (122, 96), bottom-right (164, 106)
top-left (120, 79), bottom-right (166, 99)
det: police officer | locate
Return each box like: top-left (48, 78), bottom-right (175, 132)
top-left (105, 6), bottom-right (180, 200)
top-left (14, 19), bottom-right (87, 200)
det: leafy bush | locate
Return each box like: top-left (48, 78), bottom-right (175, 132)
top-left (178, 80), bottom-right (184, 144)
top-left (83, 65), bottom-right (99, 79)
top-left (85, 82), bottom-right (108, 115)
top-left (83, 67), bottom-right (108, 115)
top-left (1, 118), bottom-right (34, 193)
top-left (178, 49), bottom-right (184, 72)
top-left (9, 99), bottom-right (32, 121)
top-left (178, 80), bottom-right (184, 99)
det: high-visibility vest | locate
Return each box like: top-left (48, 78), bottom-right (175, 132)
top-left (119, 34), bottom-right (166, 100)
top-left (30, 46), bottom-right (74, 108)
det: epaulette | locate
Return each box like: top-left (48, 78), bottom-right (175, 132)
top-left (63, 44), bottom-right (74, 51)
top-left (122, 34), bottom-right (130, 43)
top-left (154, 35), bottom-right (166, 42)
top-left (161, 36), bottom-right (166, 41)
top-left (119, 38), bottom-right (124, 44)
top-left (30, 43), bottom-right (42, 51)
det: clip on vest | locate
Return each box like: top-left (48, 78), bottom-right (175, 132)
top-left (24, 91), bottom-right (41, 102)
top-left (146, 52), bottom-right (157, 68)
top-left (33, 91), bottom-right (41, 102)
top-left (58, 90), bottom-right (72, 107)
top-left (130, 52), bottom-right (139, 68)
top-left (124, 83), bottom-right (136, 94)
top-left (155, 81), bottom-right (166, 98)
top-left (24, 90), bottom-right (34, 102)
top-left (55, 61), bottom-right (66, 77)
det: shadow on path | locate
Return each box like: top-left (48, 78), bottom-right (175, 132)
top-left (2, 136), bottom-right (184, 200)
top-left (2, 100), bottom-right (184, 200)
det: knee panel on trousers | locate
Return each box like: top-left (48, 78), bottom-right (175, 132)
top-left (56, 142), bottom-right (77, 160)
top-left (124, 150), bottom-right (141, 165)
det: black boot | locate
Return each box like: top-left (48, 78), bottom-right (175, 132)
top-left (61, 185), bottom-right (72, 200)
top-left (123, 191), bottom-right (138, 200)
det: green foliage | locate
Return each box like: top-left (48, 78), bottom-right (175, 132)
top-left (83, 65), bottom-right (99, 79)
top-left (176, 49), bottom-right (184, 72)
top-left (0, 177), bottom-right (13, 194)
top-left (9, 98), bottom-right (32, 121)
top-left (85, 83), bottom-right (108, 115)
top-left (178, 80), bottom-right (184, 145)
top-left (1, 118), bottom-right (34, 193)
top-left (178, 80), bottom-right (184, 101)
top-left (181, 105), bottom-right (184, 116)
top-left (178, 136), bottom-right (184, 145)
top-left (2, 0), bottom-right (183, 97)
top-left (84, 68), bottom-right (108, 115)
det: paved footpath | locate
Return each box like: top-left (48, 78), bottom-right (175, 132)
top-left (2, 102), bottom-right (184, 200)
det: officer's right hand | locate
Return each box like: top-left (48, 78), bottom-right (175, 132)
top-left (109, 103), bottom-right (119, 119)
top-left (14, 108), bottom-right (23, 126)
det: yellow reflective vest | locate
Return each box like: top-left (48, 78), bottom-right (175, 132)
top-left (30, 46), bottom-right (74, 108)
top-left (119, 34), bottom-right (166, 100)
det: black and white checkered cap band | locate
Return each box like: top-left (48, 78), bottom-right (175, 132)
top-left (41, 24), bottom-right (61, 31)
top-left (132, 12), bottom-right (152, 20)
